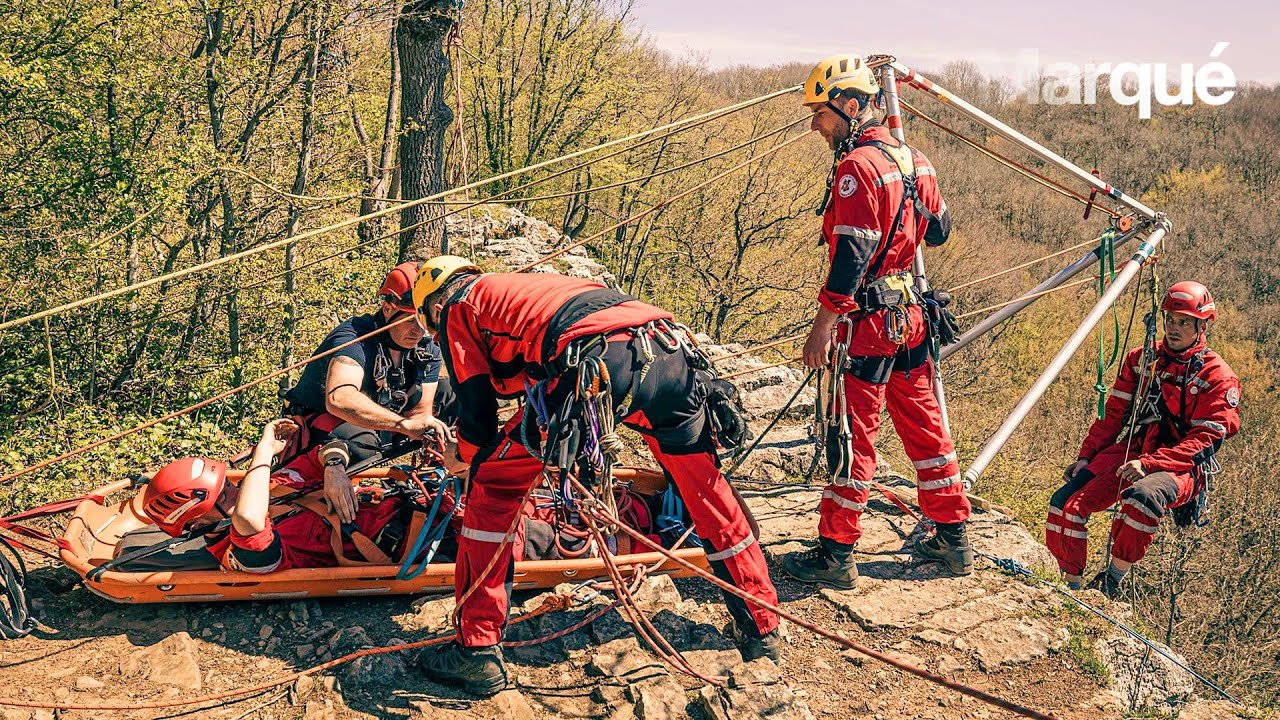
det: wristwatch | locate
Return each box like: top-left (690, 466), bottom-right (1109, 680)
top-left (320, 439), bottom-right (350, 469)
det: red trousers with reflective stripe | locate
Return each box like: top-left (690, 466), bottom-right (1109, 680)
top-left (1045, 442), bottom-right (1195, 576)
top-left (455, 410), bottom-right (779, 647)
top-left (820, 349), bottom-right (970, 545)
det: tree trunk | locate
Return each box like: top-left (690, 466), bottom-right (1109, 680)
top-left (395, 0), bottom-right (455, 261)
top-left (280, 12), bottom-right (322, 396)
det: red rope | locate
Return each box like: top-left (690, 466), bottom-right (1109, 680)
top-left (0, 593), bottom-right (574, 712)
top-left (572, 478), bottom-right (1061, 720)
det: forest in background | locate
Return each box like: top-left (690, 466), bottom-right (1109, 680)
top-left (2, 0), bottom-right (1278, 704)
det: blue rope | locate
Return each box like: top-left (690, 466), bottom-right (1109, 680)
top-left (655, 485), bottom-right (700, 548)
top-left (396, 473), bottom-right (462, 581)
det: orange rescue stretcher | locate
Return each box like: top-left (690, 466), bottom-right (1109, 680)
top-left (59, 467), bottom-right (708, 604)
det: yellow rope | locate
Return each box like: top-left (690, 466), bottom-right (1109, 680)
top-left (949, 234), bottom-right (1105, 292)
top-left (104, 121), bottom-right (806, 342)
top-left (954, 276), bottom-right (1097, 320)
top-left (711, 332), bottom-right (806, 364)
top-left (899, 99), bottom-right (1119, 219)
top-left (513, 131), bottom-right (811, 273)
top-left (0, 85), bottom-right (800, 334)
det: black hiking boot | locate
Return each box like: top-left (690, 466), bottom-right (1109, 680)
top-left (727, 617), bottom-right (783, 661)
top-left (1087, 570), bottom-right (1125, 600)
top-left (780, 537), bottom-right (858, 589)
top-left (417, 642), bottom-right (509, 697)
top-left (914, 522), bottom-right (975, 576)
top-left (736, 628), bottom-right (783, 663)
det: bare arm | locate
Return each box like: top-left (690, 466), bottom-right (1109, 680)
top-left (404, 381), bottom-right (437, 418)
top-left (803, 305), bottom-right (841, 369)
top-left (231, 419), bottom-right (296, 536)
top-left (325, 356), bottom-right (425, 437)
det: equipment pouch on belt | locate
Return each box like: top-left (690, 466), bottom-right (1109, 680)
top-left (699, 372), bottom-right (750, 450)
top-left (857, 271), bottom-right (917, 310)
top-left (923, 288), bottom-right (960, 346)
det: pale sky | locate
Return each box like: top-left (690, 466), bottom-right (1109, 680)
top-left (631, 0), bottom-right (1279, 84)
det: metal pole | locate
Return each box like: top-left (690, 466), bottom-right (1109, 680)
top-left (940, 225), bottom-right (1145, 361)
top-left (963, 221), bottom-right (1169, 485)
top-left (879, 64), bottom-right (952, 435)
top-left (888, 62), bottom-right (1157, 222)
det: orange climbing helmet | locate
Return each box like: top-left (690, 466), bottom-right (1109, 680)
top-left (142, 457), bottom-right (229, 536)
top-left (379, 261), bottom-right (422, 311)
top-left (1161, 281), bottom-right (1216, 322)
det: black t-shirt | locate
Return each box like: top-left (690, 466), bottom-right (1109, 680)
top-left (286, 313), bottom-right (442, 415)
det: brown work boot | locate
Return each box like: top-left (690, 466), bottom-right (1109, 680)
top-left (780, 538), bottom-right (858, 590)
top-left (914, 522), bottom-right (975, 576)
top-left (1086, 570), bottom-right (1126, 600)
top-left (417, 641), bottom-right (509, 697)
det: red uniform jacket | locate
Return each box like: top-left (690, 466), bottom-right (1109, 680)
top-left (1079, 340), bottom-right (1241, 475)
top-left (820, 123), bottom-right (949, 315)
top-left (438, 273), bottom-right (670, 461)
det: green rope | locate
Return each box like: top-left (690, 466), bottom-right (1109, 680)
top-left (1094, 227), bottom-right (1122, 419)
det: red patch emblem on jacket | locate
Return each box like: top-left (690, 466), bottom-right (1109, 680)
top-left (837, 174), bottom-right (857, 197)
top-left (1226, 386), bottom-right (1240, 407)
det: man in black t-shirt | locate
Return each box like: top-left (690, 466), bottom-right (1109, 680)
top-left (283, 261), bottom-right (458, 522)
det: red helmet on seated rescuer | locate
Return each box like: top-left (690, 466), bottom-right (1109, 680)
top-left (141, 457), bottom-right (229, 536)
top-left (1161, 281), bottom-right (1216, 322)
top-left (379, 261), bottom-right (422, 312)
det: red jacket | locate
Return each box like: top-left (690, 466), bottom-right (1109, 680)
top-left (1079, 340), bottom-right (1241, 475)
top-left (438, 272), bottom-right (670, 461)
top-left (820, 123), bottom-right (949, 315)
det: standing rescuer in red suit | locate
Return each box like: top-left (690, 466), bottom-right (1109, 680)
top-left (408, 256), bottom-right (782, 697)
top-left (1047, 281), bottom-right (1240, 598)
top-left (781, 53), bottom-right (973, 589)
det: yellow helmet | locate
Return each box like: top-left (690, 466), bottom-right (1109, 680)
top-left (412, 255), bottom-right (480, 325)
top-left (803, 54), bottom-right (879, 105)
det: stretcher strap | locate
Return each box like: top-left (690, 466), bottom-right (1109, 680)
top-left (288, 494), bottom-right (391, 567)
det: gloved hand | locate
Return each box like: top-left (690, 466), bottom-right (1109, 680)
top-left (924, 289), bottom-right (961, 346)
top-left (704, 376), bottom-right (749, 450)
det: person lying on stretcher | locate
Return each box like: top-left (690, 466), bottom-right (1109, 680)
top-left (130, 418), bottom-right (680, 572)
top-left (135, 418), bottom-right (462, 573)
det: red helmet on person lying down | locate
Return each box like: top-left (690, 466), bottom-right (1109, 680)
top-left (1161, 281), bottom-right (1216, 322)
top-left (379, 261), bottom-right (422, 311)
top-left (141, 457), bottom-right (229, 536)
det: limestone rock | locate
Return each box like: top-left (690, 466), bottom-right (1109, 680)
top-left (587, 637), bottom-right (665, 679)
top-left (489, 688), bottom-right (536, 719)
top-left (445, 206), bottom-right (615, 285)
top-left (630, 676), bottom-right (689, 720)
top-left (343, 643), bottom-right (408, 681)
top-left (680, 649), bottom-right (745, 680)
top-left (696, 681), bottom-right (816, 720)
top-left (634, 574), bottom-right (682, 614)
top-left (1096, 632), bottom-right (1195, 712)
top-left (327, 625), bottom-right (374, 653)
top-left (964, 616), bottom-right (1068, 670)
top-left (302, 699), bottom-right (337, 720)
top-left (406, 593), bottom-right (458, 634)
top-left (118, 631), bottom-right (203, 691)
top-left (819, 577), bottom-right (988, 631)
top-left (74, 675), bottom-right (105, 691)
